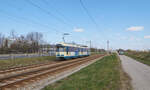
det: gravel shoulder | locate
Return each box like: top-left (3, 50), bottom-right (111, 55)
top-left (119, 55), bottom-right (150, 90)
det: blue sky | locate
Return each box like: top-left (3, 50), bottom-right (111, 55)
top-left (0, 0), bottom-right (150, 50)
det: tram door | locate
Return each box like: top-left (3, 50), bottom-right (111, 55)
top-left (66, 47), bottom-right (69, 55)
top-left (75, 47), bottom-right (78, 56)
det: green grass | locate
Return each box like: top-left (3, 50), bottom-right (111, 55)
top-left (43, 55), bottom-right (124, 90)
top-left (125, 51), bottom-right (150, 66)
top-left (0, 56), bottom-right (56, 70)
top-left (91, 52), bottom-right (107, 55)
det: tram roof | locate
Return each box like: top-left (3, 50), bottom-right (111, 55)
top-left (56, 42), bottom-right (88, 48)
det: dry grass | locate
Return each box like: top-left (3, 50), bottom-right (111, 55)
top-left (0, 56), bottom-right (56, 70)
top-left (125, 51), bottom-right (150, 66)
top-left (117, 55), bottom-right (133, 90)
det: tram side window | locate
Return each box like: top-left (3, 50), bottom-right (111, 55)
top-left (72, 47), bottom-right (74, 52)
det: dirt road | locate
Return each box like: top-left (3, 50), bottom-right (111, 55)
top-left (119, 55), bottom-right (150, 90)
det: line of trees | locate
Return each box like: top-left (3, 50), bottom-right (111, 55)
top-left (0, 31), bottom-right (107, 54)
top-left (90, 48), bottom-right (106, 53)
top-left (0, 31), bottom-right (44, 54)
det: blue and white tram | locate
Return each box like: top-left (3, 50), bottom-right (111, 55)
top-left (56, 43), bottom-right (90, 59)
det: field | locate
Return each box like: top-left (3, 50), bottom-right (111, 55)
top-left (43, 54), bottom-right (131, 90)
top-left (0, 56), bottom-right (56, 70)
top-left (125, 50), bottom-right (150, 66)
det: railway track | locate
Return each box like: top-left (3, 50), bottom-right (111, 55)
top-left (0, 55), bottom-right (96, 79)
top-left (0, 54), bottom-right (104, 90)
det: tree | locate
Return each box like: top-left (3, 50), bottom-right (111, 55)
top-left (0, 32), bottom-right (44, 54)
top-left (0, 33), bottom-right (5, 48)
top-left (9, 30), bottom-right (17, 39)
top-left (26, 32), bottom-right (43, 53)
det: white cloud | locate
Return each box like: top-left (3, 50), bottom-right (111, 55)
top-left (144, 35), bottom-right (150, 39)
top-left (74, 28), bottom-right (84, 32)
top-left (127, 26), bottom-right (144, 31)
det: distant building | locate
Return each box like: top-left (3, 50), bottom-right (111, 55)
top-left (0, 38), bottom-right (16, 48)
top-left (7, 39), bottom-right (16, 48)
top-left (49, 45), bottom-right (56, 56)
top-left (39, 44), bottom-right (56, 56)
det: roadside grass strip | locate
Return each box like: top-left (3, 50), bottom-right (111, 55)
top-left (43, 55), bottom-right (125, 90)
top-left (0, 56), bottom-right (56, 70)
top-left (125, 51), bottom-right (150, 66)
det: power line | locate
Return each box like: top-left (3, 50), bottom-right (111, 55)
top-left (107, 40), bottom-right (109, 51)
top-left (1, 1), bottom-right (64, 34)
top-left (0, 9), bottom-right (63, 34)
top-left (79, 0), bottom-right (107, 46)
top-left (42, 0), bottom-right (75, 27)
top-left (0, 10), bottom-right (29, 26)
top-left (79, 0), bottom-right (100, 30)
top-left (25, 0), bottom-right (73, 29)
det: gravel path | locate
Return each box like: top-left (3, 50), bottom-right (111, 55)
top-left (119, 55), bottom-right (150, 90)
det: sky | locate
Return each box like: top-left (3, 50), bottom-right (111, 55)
top-left (0, 0), bottom-right (150, 50)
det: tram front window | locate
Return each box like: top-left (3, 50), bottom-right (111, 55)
top-left (56, 47), bottom-right (64, 52)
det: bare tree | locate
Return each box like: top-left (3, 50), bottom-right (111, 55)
top-left (10, 30), bottom-right (17, 39)
top-left (0, 32), bottom-right (44, 54)
top-left (26, 32), bottom-right (43, 42)
top-left (0, 33), bottom-right (3, 47)
top-left (26, 32), bottom-right (43, 53)
top-left (0, 33), bottom-right (5, 48)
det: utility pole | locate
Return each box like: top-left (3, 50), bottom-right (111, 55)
top-left (62, 33), bottom-right (69, 43)
top-left (88, 40), bottom-right (91, 53)
top-left (62, 36), bottom-right (65, 43)
top-left (86, 40), bottom-right (92, 54)
top-left (89, 40), bottom-right (91, 49)
top-left (107, 40), bottom-right (109, 54)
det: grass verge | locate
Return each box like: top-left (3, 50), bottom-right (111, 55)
top-left (43, 54), bottom-right (132, 90)
top-left (125, 51), bottom-right (150, 66)
top-left (0, 56), bottom-right (56, 70)
top-left (117, 55), bottom-right (132, 90)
